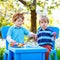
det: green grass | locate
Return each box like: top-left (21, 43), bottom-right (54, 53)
top-left (57, 49), bottom-right (60, 60)
top-left (49, 49), bottom-right (60, 60)
top-left (0, 48), bottom-right (5, 60)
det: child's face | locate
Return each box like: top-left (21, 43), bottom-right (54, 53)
top-left (14, 18), bottom-right (23, 27)
top-left (39, 19), bottom-right (48, 30)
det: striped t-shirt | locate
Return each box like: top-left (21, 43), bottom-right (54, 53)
top-left (37, 27), bottom-right (54, 47)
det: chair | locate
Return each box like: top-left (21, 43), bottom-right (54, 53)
top-left (1, 26), bottom-right (10, 60)
top-left (48, 26), bottom-right (59, 60)
top-left (38, 26), bottom-right (59, 60)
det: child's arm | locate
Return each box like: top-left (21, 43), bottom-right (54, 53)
top-left (28, 32), bottom-right (35, 38)
top-left (34, 34), bottom-right (37, 41)
top-left (28, 32), bottom-right (38, 41)
top-left (6, 35), bottom-right (16, 43)
top-left (53, 32), bottom-right (56, 40)
top-left (29, 32), bottom-right (37, 41)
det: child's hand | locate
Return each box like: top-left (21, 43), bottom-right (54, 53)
top-left (31, 33), bottom-right (37, 41)
top-left (34, 35), bottom-right (37, 41)
top-left (10, 40), bottom-right (16, 44)
top-left (10, 40), bottom-right (17, 46)
top-left (53, 32), bottom-right (56, 40)
top-left (31, 33), bottom-right (35, 38)
top-left (31, 33), bottom-right (36, 39)
top-left (29, 32), bottom-right (37, 41)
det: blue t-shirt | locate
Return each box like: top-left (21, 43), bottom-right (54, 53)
top-left (7, 26), bottom-right (30, 43)
top-left (37, 27), bottom-right (54, 47)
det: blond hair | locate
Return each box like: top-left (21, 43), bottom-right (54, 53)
top-left (39, 15), bottom-right (49, 23)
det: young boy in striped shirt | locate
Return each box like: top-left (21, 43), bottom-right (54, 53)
top-left (35, 15), bottom-right (56, 60)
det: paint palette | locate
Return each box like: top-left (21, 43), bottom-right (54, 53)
top-left (10, 43), bottom-right (25, 48)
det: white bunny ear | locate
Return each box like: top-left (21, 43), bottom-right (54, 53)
top-left (43, 9), bottom-right (48, 16)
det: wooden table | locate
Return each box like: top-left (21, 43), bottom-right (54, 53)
top-left (8, 46), bottom-right (47, 60)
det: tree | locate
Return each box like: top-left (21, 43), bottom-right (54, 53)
top-left (19, 0), bottom-right (60, 33)
top-left (0, 0), bottom-right (23, 27)
top-left (0, 0), bottom-right (60, 33)
top-left (19, 0), bottom-right (36, 33)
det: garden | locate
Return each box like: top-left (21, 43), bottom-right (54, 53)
top-left (0, 0), bottom-right (60, 60)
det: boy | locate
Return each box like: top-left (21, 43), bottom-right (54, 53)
top-left (6, 13), bottom-right (35, 44)
top-left (35, 15), bottom-right (56, 60)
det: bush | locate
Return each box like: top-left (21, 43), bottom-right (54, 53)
top-left (57, 49), bottom-right (60, 60)
top-left (0, 48), bottom-right (5, 60)
top-left (0, 31), bottom-right (2, 38)
top-left (50, 49), bottom-right (60, 60)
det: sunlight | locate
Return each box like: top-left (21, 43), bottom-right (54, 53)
top-left (52, 9), bottom-right (60, 21)
top-left (24, 0), bottom-right (30, 1)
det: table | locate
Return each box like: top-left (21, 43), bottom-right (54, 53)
top-left (8, 46), bottom-right (47, 60)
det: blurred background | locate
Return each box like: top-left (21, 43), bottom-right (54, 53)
top-left (0, 0), bottom-right (60, 60)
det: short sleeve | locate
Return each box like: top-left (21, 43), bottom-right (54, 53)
top-left (23, 28), bottom-right (30, 35)
top-left (51, 32), bottom-right (54, 37)
top-left (7, 27), bottom-right (13, 36)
